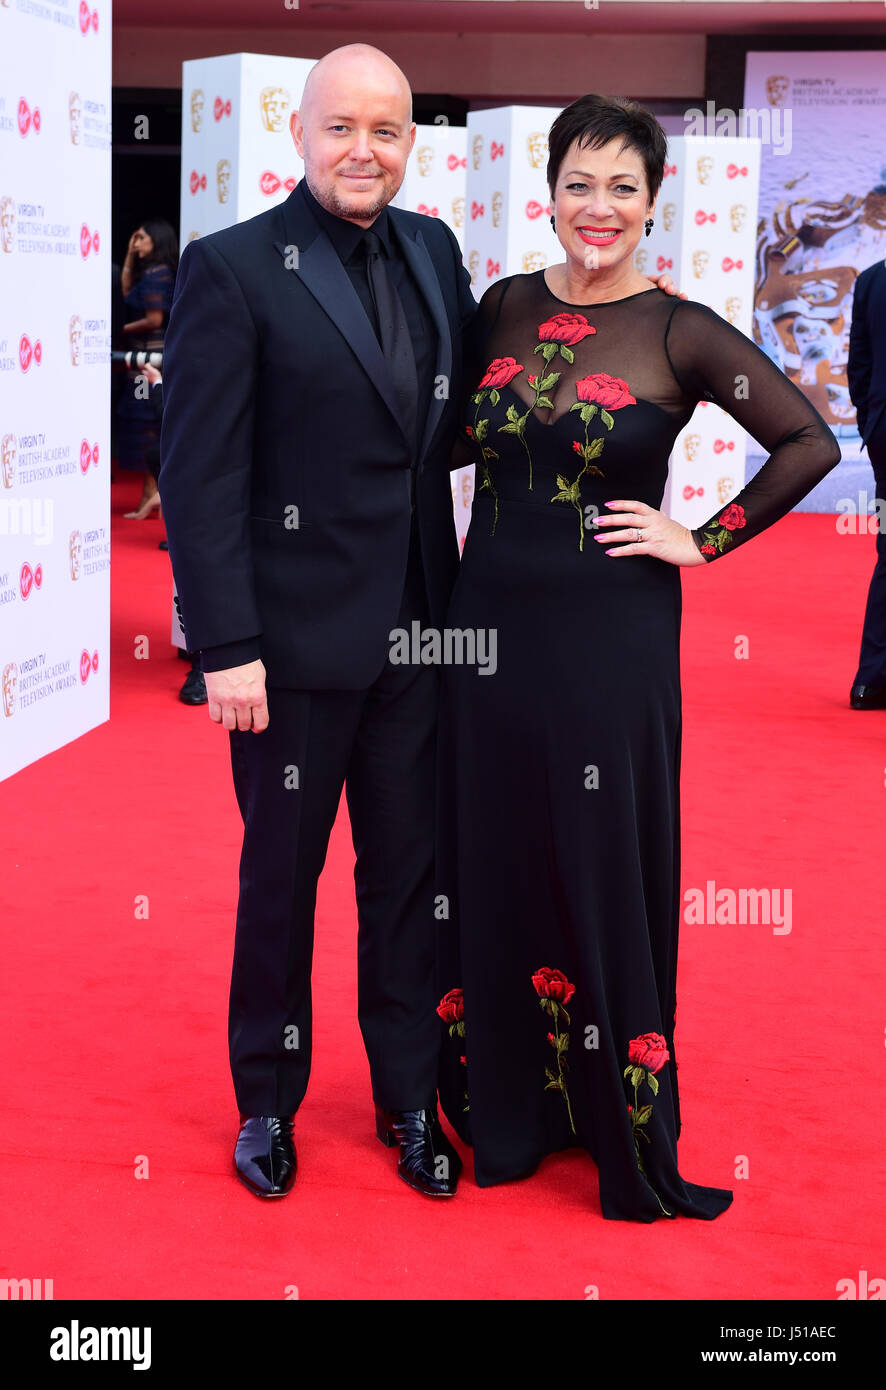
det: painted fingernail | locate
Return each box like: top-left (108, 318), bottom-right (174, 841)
top-left (603, 501), bottom-right (617, 508)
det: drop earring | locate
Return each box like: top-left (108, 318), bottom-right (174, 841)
top-left (644, 218), bottom-right (654, 237)
top-left (550, 214), bottom-right (556, 231)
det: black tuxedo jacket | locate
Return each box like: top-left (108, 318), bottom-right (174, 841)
top-left (158, 181), bottom-right (478, 688)
top-left (848, 259), bottom-right (886, 453)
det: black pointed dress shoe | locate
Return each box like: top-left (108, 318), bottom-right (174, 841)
top-left (375, 1103), bottom-right (463, 1197)
top-left (850, 684), bottom-right (886, 710)
top-left (179, 665), bottom-right (208, 705)
top-left (234, 1115), bottom-right (296, 1198)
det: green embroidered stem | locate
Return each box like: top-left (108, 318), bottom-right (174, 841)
top-left (630, 1070), bottom-right (673, 1218)
top-left (553, 1007), bottom-right (576, 1135)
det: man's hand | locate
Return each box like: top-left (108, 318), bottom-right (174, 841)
top-left (647, 273), bottom-right (688, 300)
top-left (204, 659), bottom-right (269, 732)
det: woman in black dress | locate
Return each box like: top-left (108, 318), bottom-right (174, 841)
top-left (117, 218), bottom-right (178, 518)
top-left (436, 95), bottom-right (841, 1222)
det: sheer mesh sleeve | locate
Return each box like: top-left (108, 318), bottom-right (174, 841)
top-left (664, 299), bottom-right (842, 561)
top-left (449, 276), bottom-right (514, 472)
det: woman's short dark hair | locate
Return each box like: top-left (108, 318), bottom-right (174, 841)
top-left (546, 94), bottom-right (667, 204)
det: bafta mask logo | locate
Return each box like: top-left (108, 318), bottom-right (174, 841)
top-left (683, 432), bottom-right (701, 463)
top-left (521, 251), bottom-right (546, 273)
top-left (416, 145), bottom-right (433, 177)
top-left (724, 295), bottom-right (742, 324)
top-left (1, 432), bottom-right (16, 488)
top-left (766, 76), bottom-right (790, 107)
top-left (216, 158), bottom-right (231, 204)
top-left (491, 191), bottom-right (503, 228)
top-left (696, 155), bottom-right (714, 186)
top-left (190, 89), bottom-right (204, 134)
top-left (471, 134), bottom-right (484, 171)
top-left (69, 529), bottom-right (83, 581)
top-left (662, 202), bottom-right (676, 233)
top-left (467, 249), bottom-right (480, 285)
top-left (717, 476), bottom-right (735, 504)
top-left (69, 314), bottom-right (83, 366)
top-left (526, 132), bottom-right (547, 170)
top-left (451, 196), bottom-right (465, 229)
top-left (692, 248), bottom-right (709, 279)
top-left (2, 662), bottom-right (17, 719)
top-left (729, 203), bottom-right (747, 233)
top-left (461, 472), bottom-right (474, 506)
top-left (69, 91), bottom-right (82, 146)
top-left (260, 86), bottom-right (290, 133)
top-left (0, 196), bottom-right (15, 254)
top-left (634, 248), bottom-right (648, 273)
top-left (187, 230), bottom-right (201, 243)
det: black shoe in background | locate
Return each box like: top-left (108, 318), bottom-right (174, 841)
top-left (179, 665), bottom-right (207, 705)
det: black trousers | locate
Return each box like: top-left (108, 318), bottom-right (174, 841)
top-left (227, 519), bottom-right (441, 1116)
top-left (853, 433), bottom-right (886, 689)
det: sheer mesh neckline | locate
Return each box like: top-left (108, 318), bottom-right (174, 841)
top-left (538, 271), bottom-right (660, 309)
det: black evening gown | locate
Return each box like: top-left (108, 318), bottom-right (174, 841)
top-left (435, 273), bottom-right (841, 1222)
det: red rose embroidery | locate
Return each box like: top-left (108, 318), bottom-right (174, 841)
top-left (575, 373), bottom-right (636, 410)
top-left (436, 988), bottom-right (464, 1025)
top-left (537, 313), bottom-right (597, 346)
top-left (700, 543), bottom-right (716, 555)
top-left (532, 967), bottom-right (575, 1006)
top-left (628, 1032), bottom-right (670, 1075)
top-left (478, 357), bottom-right (524, 390)
top-left (717, 503), bottom-right (747, 531)
top-left (534, 968), bottom-right (576, 1134)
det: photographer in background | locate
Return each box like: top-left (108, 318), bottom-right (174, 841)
top-left (139, 361), bottom-right (207, 706)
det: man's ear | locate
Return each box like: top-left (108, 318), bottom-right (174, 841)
top-left (407, 122), bottom-right (417, 154)
top-left (290, 109), bottom-right (303, 156)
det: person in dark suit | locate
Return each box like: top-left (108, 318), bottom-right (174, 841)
top-left (159, 43), bottom-right (681, 1200)
top-left (159, 44), bottom-right (476, 1200)
top-left (848, 259), bottom-right (886, 709)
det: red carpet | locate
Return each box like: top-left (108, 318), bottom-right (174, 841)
top-left (1, 472), bottom-right (883, 1300)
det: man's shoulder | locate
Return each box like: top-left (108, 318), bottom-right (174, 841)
top-left (390, 204), bottom-right (459, 256)
top-left (186, 204), bottom-right (285, 264)
top-left (855, 259), bottom-right (886, 295)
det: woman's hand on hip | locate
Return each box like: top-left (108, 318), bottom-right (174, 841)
top-left (593, 498), bottom-right (707, 567)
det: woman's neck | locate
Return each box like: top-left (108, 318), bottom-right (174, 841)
top-left (547, 258), bottom-right (650, 305)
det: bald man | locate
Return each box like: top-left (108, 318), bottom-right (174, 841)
top-left (160, 45), bottom-right (679, 1201)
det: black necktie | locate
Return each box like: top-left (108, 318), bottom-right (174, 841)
top-left (362, 230), bottom-right (419, 455)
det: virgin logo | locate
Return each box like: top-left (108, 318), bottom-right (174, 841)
top-left (447, 154), bottom-right (466, 171)
top-left (79, 649), bottom-right (99, 683)
top-left (714, 439), bottom-right (735, 453)
top-left (417, 203), bottom-right (438, 217)
top-left (721, 257), bottom-right (743, 272)
top-left (18, 100), bottom-right (41, 137)
top-left (695, 210), bottom-right (717, 225)
top-left (80, 439), bottom-right (99, 472)
top-left (683, 484), bottom-right (705, 500)
top-left (214, 98), bottom-right (232, 121)
top-left (20, 562), bottom-right (43, 600)
top-left (79, 2), bottom-right (99, 33)
top-left (80, 224), bottom-right (100, 258)
top-left (189, 171), bottom-right (207, 195)
top-left (19, 335), bottom-right (42, 372)
top-left (525, 200), bottom-right (551, 220)
top-left (260, 171), bottom-right (297, 196)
